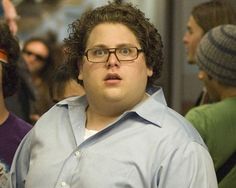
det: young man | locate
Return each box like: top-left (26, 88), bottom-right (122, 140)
top-left (0, 21), bottom-right (31, 188)
top-left (185, 24), bottom-right (236, 188)
top-left (183, 1), bottom-right (235, 65)
top-left (9, 2), bottom-right (217, 188)
top-left (183, 1), bottom-right (236, 106)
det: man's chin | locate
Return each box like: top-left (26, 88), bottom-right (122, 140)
top-left (188, 60), bottom-right (196, 65)
top-left (187, 57), bottom-right (196, 65)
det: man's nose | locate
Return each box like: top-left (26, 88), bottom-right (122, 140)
top-left (183, 32), bottom-right (189, 44)
top-left (106, 51), bottom-right (120, 67)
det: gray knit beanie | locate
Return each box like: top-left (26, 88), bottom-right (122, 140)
top-left (196, 24), bottom-right (236, 86)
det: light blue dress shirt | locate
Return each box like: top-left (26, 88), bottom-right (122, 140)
top-left (9, 88), bottom-right (217, 188)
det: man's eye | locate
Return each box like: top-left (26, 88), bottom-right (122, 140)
top-left (92, 49), bottom-right (107, 56)
top-left (188, 29), bottom-right (193, 35)
top-left (119, 48), bottom-right (131, 56)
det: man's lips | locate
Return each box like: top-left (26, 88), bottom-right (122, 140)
top-left (104, 73), bottom-right (122, 81)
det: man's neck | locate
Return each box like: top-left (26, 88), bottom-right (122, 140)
top-left (219, 86), bottom-right (236, 100)
top-left (84, 92), bottom-right (149, 131)
top-left (85, 106), bottom-right (120, 131)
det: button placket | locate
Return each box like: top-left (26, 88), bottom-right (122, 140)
top-left (55, 149), bottom-right (82, 188)
top-left (74, 150), bottom-right (80, 158)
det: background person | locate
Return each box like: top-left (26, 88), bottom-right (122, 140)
top-left (0, 0), bottom-right (19, 35)
top-left (49, 63), bottom-right (85, 103)
top-left (6, 33), bottom-right (64, 124)
top-left (185, 24), bottom-right (236, 188)
top-left (20, 37), bottom-right (56, 124)
top-left (0, 21), bottom-right (31, 188)
top-left (183, 0), bottom-right (236, 107)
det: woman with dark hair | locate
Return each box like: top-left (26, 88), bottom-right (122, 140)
top-left (20, 37), bottom-right (56, 124)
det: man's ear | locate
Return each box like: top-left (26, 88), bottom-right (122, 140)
top-left (78, 71), bottom-right (83, 81)
top-left (77, 61), bottom-right (83, 81)
top-left (198, 70), bottom-right (207, 80)
top-left (198, 70), bottom-right (213, 81)
top-left (147, 67), bottom-right (153, 77)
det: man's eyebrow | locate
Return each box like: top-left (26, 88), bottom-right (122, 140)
top-left (88, 43), bottom-right (138, 49)
top-left (89, 44), bottom-right (107, 49)
top-left (116, 43), bottom-right (137, 48)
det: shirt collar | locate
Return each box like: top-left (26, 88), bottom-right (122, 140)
top-left (56, 95), bottom-right (87, 107)
top-left (130, 87), bottom-right (167, 128)
top-left (56, 87), bottom-right (167, 128)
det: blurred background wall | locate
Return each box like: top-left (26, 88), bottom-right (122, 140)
top-left (13, 0), bottom-right (236, 114)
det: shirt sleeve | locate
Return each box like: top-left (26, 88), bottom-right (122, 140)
top-left (155, 142), bottom-right (218, 188)
top-left (8, 131), bottom-right (33, 188)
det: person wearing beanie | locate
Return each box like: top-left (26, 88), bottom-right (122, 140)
top-left (185, 24), bottom-right (236, 188)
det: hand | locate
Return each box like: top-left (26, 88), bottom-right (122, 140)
top-left (0, 163), bottom-right (8, 187)
top-left (0, 162), bottom-right (7, 178)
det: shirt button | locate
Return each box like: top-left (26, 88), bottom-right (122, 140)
top-left (61, 181), bottom-right (70, 188)
top-left (75, 150), bottom-right (80, 157)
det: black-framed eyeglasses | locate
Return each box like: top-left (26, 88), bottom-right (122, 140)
top-left (22, 50), bottom-right (48, 62)
top-left (84, 47), bottom-right (143, 63)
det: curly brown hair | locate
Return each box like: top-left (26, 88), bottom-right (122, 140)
top-left (64, 1), bottom-right (163, 90)
top-left (0, 20), bottom-right (20, 97)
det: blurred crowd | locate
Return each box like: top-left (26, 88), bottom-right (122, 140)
top-left (1, 0), bottom-right (84, 125)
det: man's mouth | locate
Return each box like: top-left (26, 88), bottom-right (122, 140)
top-left (104, 73), bottom-right (122, 81)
